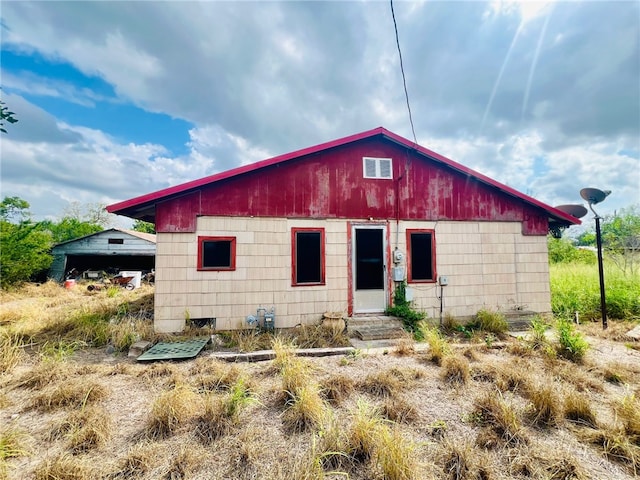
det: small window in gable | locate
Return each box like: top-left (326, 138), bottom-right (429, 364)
top-left (198, 236), bottom-right (236, 271)
top-left (108, 238), bottom-right (124, 244)
top-left (407, 229), bottom-right (436, 282)
top-left (363, 157), bottom-right (393, 179)
top-left (291, 228), bottom-right (325, 286)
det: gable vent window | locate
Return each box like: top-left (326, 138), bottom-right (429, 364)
top-left (108, 238), bottom-right (124, 245)
top-left (363, 157), bottom-right (393, 179)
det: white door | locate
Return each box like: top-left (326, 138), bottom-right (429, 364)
top-left (352, 226), bottom-right (387, 313)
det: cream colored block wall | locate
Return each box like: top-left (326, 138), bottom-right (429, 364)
top-left (390, 221), bottom-right (550, 320)
top-left (154, 218), bottom-right (551, 333)
top-left (154, 217), bottom-right (350, 332)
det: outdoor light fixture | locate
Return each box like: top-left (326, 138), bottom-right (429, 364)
top-left (580, 188), bottom-right (611, 330)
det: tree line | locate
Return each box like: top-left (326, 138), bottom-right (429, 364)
top-left (548, 204), bottom-right (640, 275)
top-left (0, 196), bottom-right (154, 289)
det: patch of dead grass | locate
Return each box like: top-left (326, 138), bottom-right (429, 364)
top-left (30, 380), bottom-right (107, 412)
top-left (145, 384), bottom-right (200, 439)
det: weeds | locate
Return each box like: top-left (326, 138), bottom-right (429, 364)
top-left (564, 390), bottom-right (598, 428)
top-left (529, 315), bottom-right (549, 349)
top-left (112, 443), bottom-right (157, 479)
top-left (526, 382), bottom-right (563, 427)
top-left (376, 426), bottom-right (418, 480)
top-left (0, 332), bottom-right (24, 374)
top-left (556, 319), bottom-right (589, 362)
top-left (440, 355), bottom-right (470, 385)
top-left (34, 454), bottom-right (91, 480)
top-left (473, 390), bottom-right (528, 447)
top-left (320, 374), bottom-right (355, 405)
top-left (475, 308), bottom-right (508, 334)
top-left (30, 381), bottom-right (107, 412)
top-left (146, 385), bottom-right (200, 439)
top-left (0, 427), bottom-right (29, 478)
top-left (381, 397), bottom-right (418, 424)
top-left (282, 383), bottom-right (326, 433)
top-left (424, 327), bottom-right (450, 365)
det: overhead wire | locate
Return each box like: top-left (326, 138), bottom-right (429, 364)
top-left (390, 0), bottom-right (417, 145)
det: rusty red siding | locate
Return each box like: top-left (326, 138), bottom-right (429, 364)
top-left (154, 137), bottom-right (548, 235)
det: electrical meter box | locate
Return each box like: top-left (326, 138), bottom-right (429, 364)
top-left (392, 266), bottom-right (405, 282)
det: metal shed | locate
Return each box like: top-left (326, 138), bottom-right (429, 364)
top-left (49, 228), bottom-right (156, 282)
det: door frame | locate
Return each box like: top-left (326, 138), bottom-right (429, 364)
top-left (347, 222), bottom-right (391, 316)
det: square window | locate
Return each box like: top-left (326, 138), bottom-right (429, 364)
top-left (197, 236), bottom-right (236, 271)
top-left (291, 228), bottom-right (325, 286)
top-left (407, 229), bottom-right (436, 282)
top-left (363, 157), bottom-right (393, 179)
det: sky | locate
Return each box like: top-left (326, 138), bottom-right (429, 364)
top-left (1, 0), bottom-right (639, 230)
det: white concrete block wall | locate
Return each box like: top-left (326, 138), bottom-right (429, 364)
top-left (390, 221), bottom-right (550, 320)
top-left (154, 217), bottom-right (551, 332)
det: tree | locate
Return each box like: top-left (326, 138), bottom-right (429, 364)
top-left (602, 205), bottom-right (640, 275)
top-left (0, 197), bottom-right (52, 289)
top-left (0, 93), bottom-right (18, 134)
top-left (62, 201), bottom-right (113, 227)
top-left (40, 217), bottom-right (103, 244)
top-left (132, 219), bottom-right (156, 234)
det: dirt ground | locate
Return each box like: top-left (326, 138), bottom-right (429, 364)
top-left (2, 319), bottom-right (639, 480)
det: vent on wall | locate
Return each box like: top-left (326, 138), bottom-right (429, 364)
top-left (363, 157), bottom-right (393, 179)
top-left (108, 238), bottom-right (124, 244)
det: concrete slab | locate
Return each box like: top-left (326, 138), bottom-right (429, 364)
top-left (626, 324), bottom-right (640, 340)
top-left (210, 346), bottom-right (356, 363)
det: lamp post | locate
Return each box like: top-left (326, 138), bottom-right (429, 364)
top-left (579, 188), bottom-right (611, 330)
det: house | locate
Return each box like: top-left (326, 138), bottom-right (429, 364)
top-left (107, 127), bottom-right (580, 333)
top-left (49, 228), bottom-right (156, 282)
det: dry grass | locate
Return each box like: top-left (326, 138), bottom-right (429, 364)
top-left (473, 390), bottom-right (528, 447)
top-left (30, 380), bottom-right (107, 412)
top-left (164, 444), bottom-right (205, 479)
top-left (394, 334), bottom-right (416, 356)
top-left (319, 373), bottom-right (355, 405)
top-left (376, 426), bottom-right (418, 480)
top-left (424, 327), bottom-right (450, 365)
top-left (0, 332), bottom-right (24, 374)
top-left (111, 443), bottom-right (157, 479)
top-left (440, 354), bottom-right (470, 385)
top-left (381, 396), bottom-right (419, 424)
top-left (359, 369), bottom-right (404, 398)
top-left (579, 426), bottom-right (640, 474)
top-left (293, 323), bottom-right (350, 349)
top-left (439, 437), bottom-right (482, 480)
top-left (49, 405), bottom-right (111, 453)
top-left (145, 384), bottom-right (200, 439)
top-left (282, 383), bottom-right (326, 433)
top-left (564, 390), bottom-right (598, 428)
top-left (615, 393), bottom-right (640, 438)
top-left (34, 453), bottom-right (92, 480)
top-left (526, 381), bottom-right (563, 428)
top-left (348, 399), bottom-right (384, 463)
top-left (17, 358), bottom-right (77, 389)
top-left (1, 427), bottom-right (29, 479)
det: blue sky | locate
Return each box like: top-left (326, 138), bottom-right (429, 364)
top-left (1, 1), bottom-right (638, 227)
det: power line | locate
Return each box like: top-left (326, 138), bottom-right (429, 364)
top-left (390, 0), bottom-right (417, 145)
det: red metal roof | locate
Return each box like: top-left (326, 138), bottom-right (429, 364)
top-left (107, 127), bottom-right (580, 226)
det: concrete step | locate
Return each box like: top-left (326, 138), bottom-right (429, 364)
top-left (347, 316), bottom-right (407, 341)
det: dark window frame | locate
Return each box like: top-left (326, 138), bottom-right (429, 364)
top-left (197, 236), bottom-right (236, 271)
top-left (291, 227), bottom-right (326, 286)
top-left (406, 229), bottom-right (436, 283)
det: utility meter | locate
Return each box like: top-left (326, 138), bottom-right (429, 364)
top-left (393, 249), bottom-right (405, 264)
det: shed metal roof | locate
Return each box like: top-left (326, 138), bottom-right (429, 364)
top-left (51, 227), bottom-right (156, 249)
top-left (107, 127), bottom-right (580, 226)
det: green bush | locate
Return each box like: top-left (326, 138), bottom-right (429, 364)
top-left (548, 237), bottom-right (596, 265)
top-left (386, 282), bottom-right (426, 337)
top-left (556, 319), bottom-right (589, 362)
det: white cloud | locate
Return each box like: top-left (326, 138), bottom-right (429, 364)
top-left (0, 1), bottom-right (637, 222)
